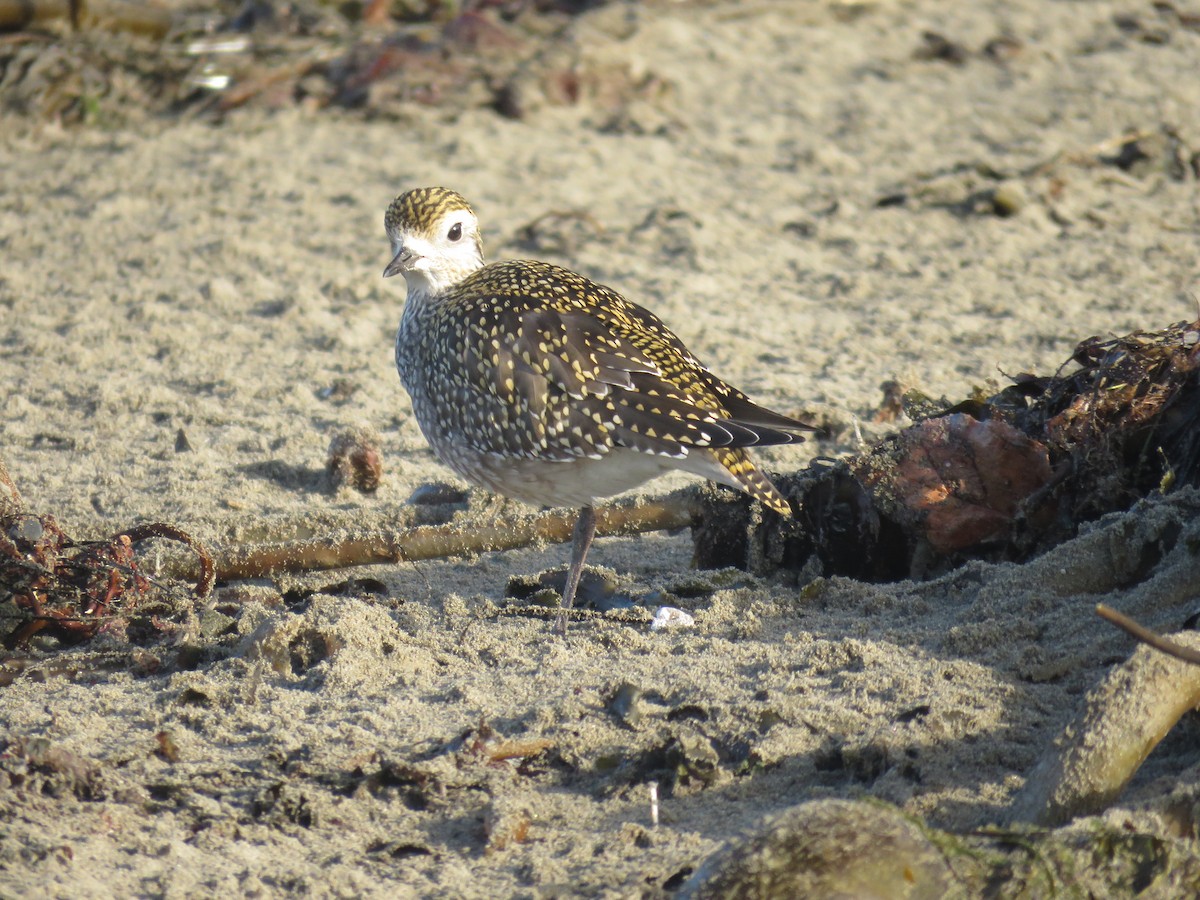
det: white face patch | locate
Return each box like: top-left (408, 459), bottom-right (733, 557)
top-left (432, 211), bottom-right (481, 260)
top-left (394, 210), bottom-right (485, 299)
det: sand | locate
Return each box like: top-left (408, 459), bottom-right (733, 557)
top-left (3, 0), bottom-right (1200, 895)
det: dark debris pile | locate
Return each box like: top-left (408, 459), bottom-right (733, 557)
top-left (0, 0), bottom-right (661, 127)
top-left (696, 318), bottom-right (1200, 581)
top-left (0, 462), bottom-right (213, 650)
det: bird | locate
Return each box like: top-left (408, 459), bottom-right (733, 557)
top-left (383, 186), bottom-right (817, 633)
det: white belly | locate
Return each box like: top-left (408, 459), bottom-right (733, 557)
top-left (439, 445), bottom-right (736, 508)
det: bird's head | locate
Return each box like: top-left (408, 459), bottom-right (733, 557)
top-left (383, 187), bottom-right (485, 296)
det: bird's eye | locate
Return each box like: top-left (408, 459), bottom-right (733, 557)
top-left (447, 222), bottom-right (462, 241)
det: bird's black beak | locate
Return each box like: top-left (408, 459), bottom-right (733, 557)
top-left (383, 248), bottom-right (413, 278)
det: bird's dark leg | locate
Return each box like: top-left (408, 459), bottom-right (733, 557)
top-left (554, 504), bottom-right (597, 635)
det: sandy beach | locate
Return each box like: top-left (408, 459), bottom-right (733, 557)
top-left (3, 0), bottom-right (1200, 895)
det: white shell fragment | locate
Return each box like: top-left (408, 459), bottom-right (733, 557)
top-left (650, 606), bottom-right (695, 631)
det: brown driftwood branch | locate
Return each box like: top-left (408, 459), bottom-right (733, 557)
top-left (1008, 629), bottom-right (1200, 826)
top-left (210, 491), bottom-right (700, 581)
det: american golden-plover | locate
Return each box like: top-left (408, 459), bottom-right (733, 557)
top-left (383, 187), bottom-right (815, 633)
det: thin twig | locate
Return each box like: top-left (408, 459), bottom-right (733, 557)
top-left (1096, 603), bottom-right (1200, 666)
top-left (123, 523), bottom-right (215, 600)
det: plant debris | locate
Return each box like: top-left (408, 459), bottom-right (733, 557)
top-left (1, 458), bottom-right (214, 649)
top-left (0, 0), bottom-right (665, 128)
top-left (325, 424), bottom-right (384, 494)
top-left (696, 317), bottom-right (1200, 580)
top-left (877, 125), bottom-right (1200, 218)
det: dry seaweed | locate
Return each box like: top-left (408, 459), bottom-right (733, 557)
top-left (0, 0), bottom-right (651, 128)
top-left (0, 458), bottom-right (214, 649)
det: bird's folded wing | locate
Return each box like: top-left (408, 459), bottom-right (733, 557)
top-left (451, 305), bottom-right (813, 461)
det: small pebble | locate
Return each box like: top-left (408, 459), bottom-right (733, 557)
top-left (316, 378), bottom-right (359, 403)
top-left (407, 482), bottom-right (468, 505)
top-left (12, 517), bottom-right (44, 544)
top-left (650, 606), bottom-right (695, 631)
top-left (913, 30), bottom-right (969, 65)
top-left (990, 181), bottom-right (1027, 217)
top-left (609, 682), bottom-right (644, 729)
top-left (198, 609), bottom-right (237, 641)
top-left (983, 34), bottom-right (1024, 63)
